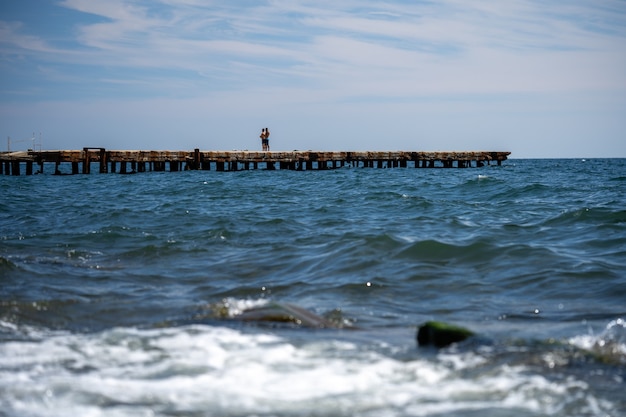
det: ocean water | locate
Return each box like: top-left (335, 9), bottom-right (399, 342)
top-left (1, 158), bottom-right (625, 417)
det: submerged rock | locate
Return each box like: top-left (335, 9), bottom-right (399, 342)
top-left (417, 321), bottom-right (475, 348)
top-left (200, 300), bottom-right (352, 329)
top-left (237, 302), bottom-right (336, 328)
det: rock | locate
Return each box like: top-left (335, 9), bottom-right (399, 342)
top-left (197, 300), bottom-right (354, 328)
top-left (417, 321), bottom-right (474, 348)
top-left (237, 302), bottom-right (338, 328)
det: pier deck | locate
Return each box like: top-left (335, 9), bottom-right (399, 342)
top-left (1, 149), bottom-right (510, 175)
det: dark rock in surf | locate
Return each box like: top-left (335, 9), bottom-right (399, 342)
top-left (417, 321), bottom-right (474, 348)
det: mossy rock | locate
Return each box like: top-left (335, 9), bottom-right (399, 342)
top-left (417, 321), bottom-right (474, 348)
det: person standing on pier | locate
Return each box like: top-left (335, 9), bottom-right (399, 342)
top-left (260, 128), bottom-right (270, 151)
top-left (260, 128), bottom-right (266, 151)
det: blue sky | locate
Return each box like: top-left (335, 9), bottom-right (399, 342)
top-left (1, 1), bottom-right (625, 157)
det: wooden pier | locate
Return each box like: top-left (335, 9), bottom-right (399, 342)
top-left (0, 149), bottom-right (510, 175)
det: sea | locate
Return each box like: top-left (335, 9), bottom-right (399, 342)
top-left (1, 158), bottom-right (625, 417)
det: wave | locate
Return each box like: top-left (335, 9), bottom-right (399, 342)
top-left (570, 317), bottom-right (626, 365)
top-left (0, 256), bottom-right (17, 272)
top-left (543, 207), bottom-right (626, 226)
top-left (0, 319), bottom-right (621, 417)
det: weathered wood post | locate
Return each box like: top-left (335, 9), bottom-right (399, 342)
top-left (194, 149), bottom-right (201, 170)
top-left (99, 149), bottom-right (108, 173)
top-left (26, 161), bottom-right (33, 175)
top-left (82, 148), bottom-right (90, 174)
top-left (11, 161), bottom-right (20, 176)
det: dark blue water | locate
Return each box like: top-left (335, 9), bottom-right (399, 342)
top-left (1, 159), bottom-right (625, 416)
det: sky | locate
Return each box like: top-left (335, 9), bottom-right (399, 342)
top-left (1, 1), bottom-right (625, 158)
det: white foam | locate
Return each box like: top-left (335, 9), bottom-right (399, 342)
top-left (0, 323), bottom-right (616, 416)
top-left (569, 317), bottom-right (626, 358)
top-left (211, 297), bottom-right (270, 317)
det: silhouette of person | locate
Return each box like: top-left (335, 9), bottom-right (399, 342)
top-left (260, 128), bottom-right (266, 150)
top-left (264, 128), bottom-right (270, 151)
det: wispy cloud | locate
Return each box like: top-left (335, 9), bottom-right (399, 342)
top-left (2, 0), bottom-right (625, 101)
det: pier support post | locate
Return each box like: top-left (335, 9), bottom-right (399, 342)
top-left (82, 149), bottom-right (90, 174)
top-left (99, 149), bottom-right (108, 173)
top-left (11, 161), bottom-right (20, 176)
top-left (72, 162), bottom-right (79, 175)
top-left (194, 149), bottom-right (201, 170)
top-left (110, 161), bottom-right (117, 173)
top-left (26, 161), bottom-right (33, 175)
